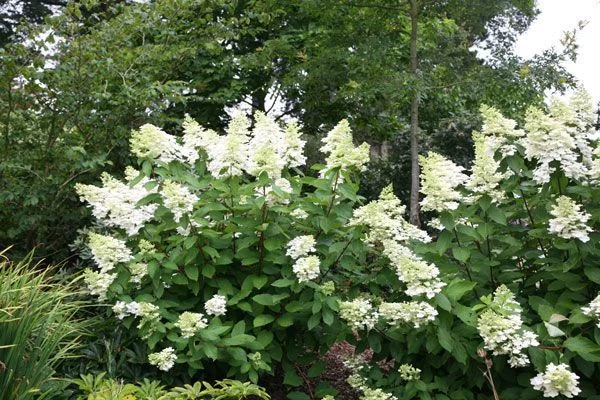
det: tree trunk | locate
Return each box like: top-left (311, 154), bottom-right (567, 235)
top-left (408, 0), bottom-right (421, 226)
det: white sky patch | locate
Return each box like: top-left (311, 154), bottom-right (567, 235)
top-left (515, 0), bottom-right (600, 102)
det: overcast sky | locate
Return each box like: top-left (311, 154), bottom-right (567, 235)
top-left (515, 0), bottom-right (600, 102)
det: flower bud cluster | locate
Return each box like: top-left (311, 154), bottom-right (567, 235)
top-left (548, 196), bottom-right (592, 242)
top-left (477, 285), bottom-right (539, 367)
top-left (419, 152), bottom-right (469, 212)
top-left (378, 301), bottom-right (438, 328)
top-left (148, 347), bottom-right (177, 372)
top-left (338, 298), bottom-right (379, 331)
top-left (175, 312), bottom-right (208, 338)
top-left (87, 232), bottom-right (133, 273)
top-left (319, 119), bottom-right (370, 178)
top-left (530, 363), bottom-right (581, 398)
top-left (398, 364), bottom-right (421, 381)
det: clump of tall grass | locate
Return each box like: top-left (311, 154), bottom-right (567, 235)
top-left (0, 250), bottom-right (86, 399)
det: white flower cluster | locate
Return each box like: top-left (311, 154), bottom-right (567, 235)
top-left (148, 347), bottom-right (177, 372)
top-left (286, 235), bottom-right (317, 259)
top-left (130, 124), bottom-right (184, 163)
top-left (378, 301), bottom-right (438, 328)
top-left (382, 240), bottom-right (444, 299)
top-left (338, 298), bottom-right (379, 331)
top-left (345, 186), bottom-right (441, 329)
top-left (75, 169), bottom-right (157, 235)
top-left (477, 285), bottom-right (539, 367)
top-left (161, 180), bottom-right (198, 223)
top-left (83, 233), bottom-right (133, 300)
top-left (175, 312), bottom-right (208, 338)
top-left (479, 104), bottom-right (525, 158)
top-left (129, 113), bottom-right (307, 181)
top-left (319, 119), bottom-right (370, 177)
top-left (286, 235), bottom-right (321, 283)
top-left (521, 91), bottom-right (599, 185)
top-left (346, 373), bottom-right (397, 400)
top-left (548, 196), bottom-right (592, 242)
top-left (581, 293), bottom-right (600, 327)
top-left (292, 255), bottom-right (321, 283)
top-left (128, 262), bottom-right (148, 285)
top-left (398, 364), bottom-right (421, 381)
top-left (290, 208), bottom-right (308, 219)
top-left (465, 131), bottom-right (507, 203)
top-left (112, 301), bottom-right (160, 322)
top-left (205, 294), bottom-right (227, 316)
top-left (531, 363), bottom-right (581, 398)
top-left (349, 185), bottom-right (431, 245)
top-left (419, 152), bottom-right (469, 212)
top-left (87, 232), bottom-right (133, 272)
top-left (83, 269), bottom-right (115, 301)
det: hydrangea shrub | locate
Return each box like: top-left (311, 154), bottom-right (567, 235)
top-left (315, 91), bottom-right (600, 399)
top-left (77, 90), bottom-right (600, 399)
top-left (77, 112), bottom-right (441, 397)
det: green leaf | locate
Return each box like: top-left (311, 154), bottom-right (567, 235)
top-left (223, 334), bottom-right (255, 347)
top-left (308, 361), bottom-right (326, 378)
top-left (445, 279), bottom-right (476, 301)
top-left (307, 313), bottom-right (320, 330)
top-left (253, 314), bottom-right (275, 328)
top-left (184, 265), bottom-right (198, 281)
top-left (584, 266), bottom-right (600, 284)
top-left (437, 326), bottom-right (453, 352)
top-left (487, 206), bottom-right (507, 225)
top-left (564, 336), bottom-right (600, 362)
top-left (452, 247), bottom-right (470, 262)
top-left (287, 392), bottom-right (310, 400)
top-left (252, 294), bottom-right (276, 306)
top-left (435, 293), bottom-right (452, 312)
top-left (277, 314), bottom-right (295, 327)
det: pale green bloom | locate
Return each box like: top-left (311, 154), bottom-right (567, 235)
top-left (87, 232), bottom-right (132, 272)
top-left (339, 298), bottom-right (378, 331)
top-left (128, 262), bottom-right (148, 285)
top-left (479, 104), bottom-right (524, 157)
top-left (398, 364), bottom-right (421, 381)
top-left (175, 312), bottom-right (208, 338)
top-left (181, 114), bottom-right (219, 164)
top-left (292, 255), bottom-right (321, 283)
top-left (148, 347), bottom-right (177, 371)
top-left (349, 185), bottom-right (430, 244)
top-left (130, 124), bottom-right (182, 163)
top-left (320, 281), bottom-right (335, 296)
top-left (466, 131), bottom-right (506, 203)
top-left (83, 269), bottom-right (116, 300)
top-left (382, 239), bottom-right (444, 298)
top-left (477, 285), bottom-right (538, 367)
top-left (161, 180), bottom-right (198, 223)
top-left (379, 301), bottom-right (437, 328)
top-left (319, 119), bottom-right (370, 177)
top-left (419, 152), bottom-right (468, 212)
top-left (549, 196), bottom-right (592, 242)
top-left (206, 113), bottom-right (250, 178)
